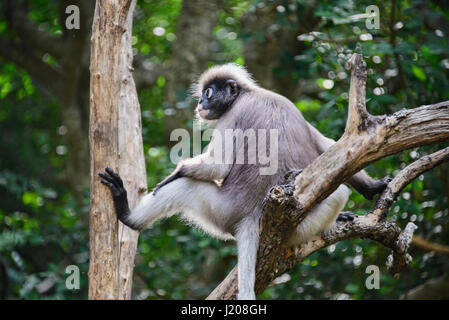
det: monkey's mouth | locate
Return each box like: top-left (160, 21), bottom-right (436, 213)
top-left (196, 105), bottom-right (209, 118)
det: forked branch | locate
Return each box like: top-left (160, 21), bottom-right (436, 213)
top-left (207, 53), bottom-right (449, 300)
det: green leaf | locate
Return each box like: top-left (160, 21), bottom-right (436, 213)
top-left (22, 192), bottom-right (43, 209)
top-left (345, 283), bottom-right (359, 293)
top-left (156, 76), bottom-right (166, 87)
top-left (411, 65), bottom-right (426, 82)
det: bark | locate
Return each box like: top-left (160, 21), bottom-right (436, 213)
top-left (292, 58), bottom-right (449, 213)
top-left (207, 54), bottom-right (449, 300)
top-left (89, 0), bottom-right (144, 300)
top-left (116, 0), bottom-right (147, 299)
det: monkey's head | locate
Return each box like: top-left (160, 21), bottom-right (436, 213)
top-left (194, 63), bottom-right (257, 120)
top-left (197, 78), bottom-right (239, 120)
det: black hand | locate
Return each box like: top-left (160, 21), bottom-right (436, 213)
top-left (152, 170), bottom-right (183, 195)
top-left (98, 167), bottom-right (137, 230)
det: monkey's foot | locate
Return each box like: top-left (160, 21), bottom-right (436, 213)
top-left (337, 211), bottom-right (357, 222)
top-left (98, 167), bottom-right (138, 230)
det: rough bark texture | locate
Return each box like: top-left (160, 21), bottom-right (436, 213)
top-left (116, 0), bottom-right (147, 300)
top-left (293, 59), bottom-right (449, 213)
top-left (207, 54), bottom-right (449, 300)
top-left (89, 0), bottom-right (143, 300)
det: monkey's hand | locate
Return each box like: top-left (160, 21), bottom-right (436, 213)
top-left (152, 169), bottom-right (184, 196)
top-left (98, 167), bottom-right (138, 230)
top-left (362, 175), bottom-right (392, 200)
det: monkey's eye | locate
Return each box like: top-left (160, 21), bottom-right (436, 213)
top-left (205, 88), bottom-right (213, 99)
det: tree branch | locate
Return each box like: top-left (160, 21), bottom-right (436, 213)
top-left (345, 53), bottom-right (370, 134)
top-left (207, 53), bottom-right (449, 300)
top-left (412, 235), bottom-right (449, 255)
top-left (207, 177), bottom-right (418, 299)
top-left (371, 146), bottom-right (449, 222)
top-left (116, 0), bottom-right (147, 299)
top-left (294, 99), bottom-right (449, 216)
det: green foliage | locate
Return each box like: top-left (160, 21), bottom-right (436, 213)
top-left (0, 0), bottom-right (448, 300)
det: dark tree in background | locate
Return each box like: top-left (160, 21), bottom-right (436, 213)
top-left (0, 0), bottom-right (448, 299)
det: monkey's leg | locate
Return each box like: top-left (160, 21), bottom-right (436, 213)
top-left (129, 177), bottom-right (230, 231)
top-left (99, 167), bottom-right (192, 230)
top-left (152, 153), bottom-right (232, 195)
top-left (235, 215), bottom-right (259, 300)
top-left (291, 185), bottom-right (351, 244)
top-left (100, 168), bottom-right (232, 237)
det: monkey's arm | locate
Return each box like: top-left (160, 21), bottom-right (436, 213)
top-left (307, 123), bottom-right (391, 200)
top-left (153, 152), bottom-right (232, 195)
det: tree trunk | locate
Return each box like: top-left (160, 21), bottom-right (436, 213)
top-left (89, 0), bottom-right (144, 300)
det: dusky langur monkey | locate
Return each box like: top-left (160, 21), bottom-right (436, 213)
top-left (99, 64), bottom-right (390, 300)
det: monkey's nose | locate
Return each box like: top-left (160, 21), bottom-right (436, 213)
top-left (197, 104), bottom-right (208, 118)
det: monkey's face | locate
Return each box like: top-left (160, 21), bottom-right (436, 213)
top-left (196, 79), bottom-right (239, 120)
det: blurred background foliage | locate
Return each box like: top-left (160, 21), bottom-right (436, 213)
top-left (0, 0), bottom-right (448, 300)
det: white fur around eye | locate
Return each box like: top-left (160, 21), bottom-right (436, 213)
top-left (206, 88), bottom-right (213, 99)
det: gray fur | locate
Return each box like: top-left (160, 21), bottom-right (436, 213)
top-left (126, 64), bottom-right (385, 300)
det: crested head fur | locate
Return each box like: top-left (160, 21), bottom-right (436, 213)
top-left (192, 63), bottom-right (258, 98)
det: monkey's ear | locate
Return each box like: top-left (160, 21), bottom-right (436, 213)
top-left (226, 79), bottom-right (239, 96)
